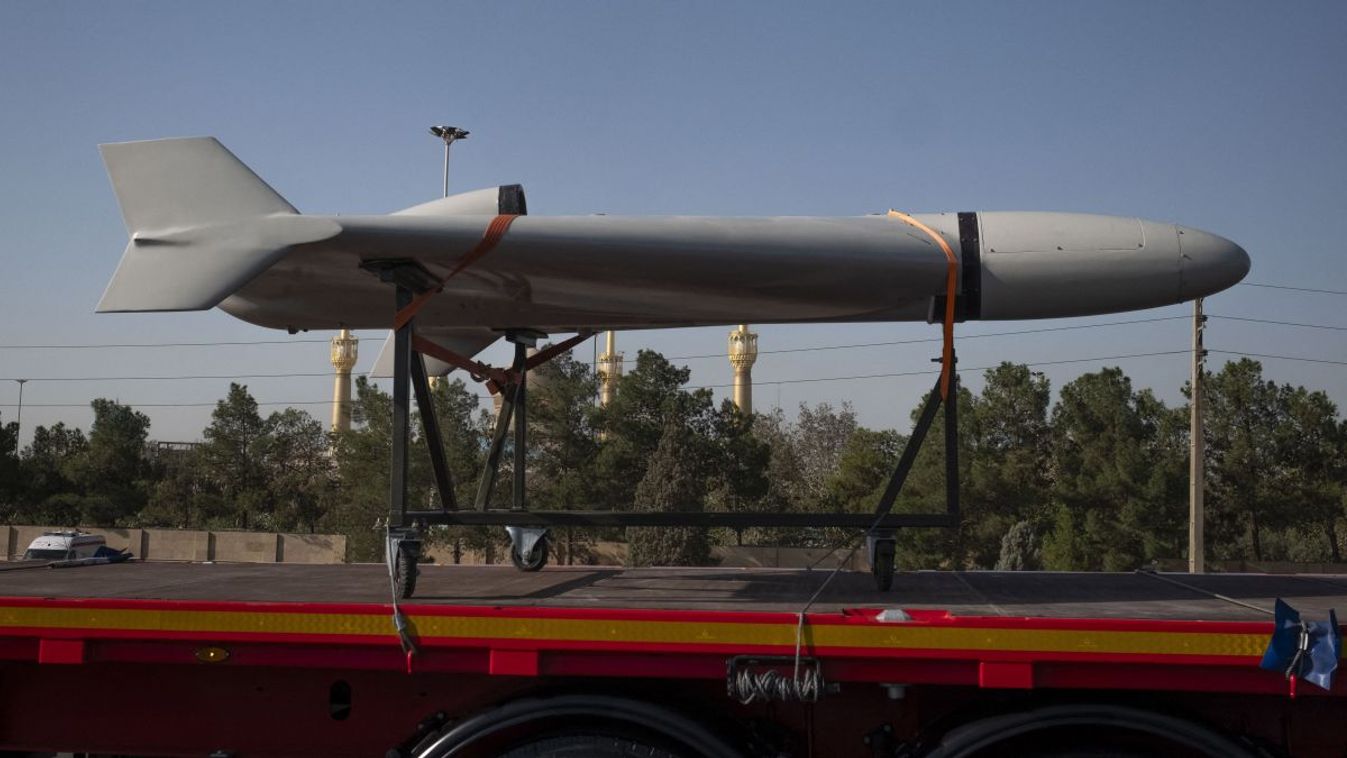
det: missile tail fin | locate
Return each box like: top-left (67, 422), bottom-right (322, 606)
top-left (96, 137), bottom-right (339, 312)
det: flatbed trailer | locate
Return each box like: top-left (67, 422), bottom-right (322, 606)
top-left (1, 563), bottom-right (1344, 757)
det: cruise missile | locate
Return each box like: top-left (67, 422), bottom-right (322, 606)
top-left (96, 137), bottom-right (1249, 366)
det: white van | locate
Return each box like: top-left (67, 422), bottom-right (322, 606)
top-left (22, 531), bottom-right (107, 561)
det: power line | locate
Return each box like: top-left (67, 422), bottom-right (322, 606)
top-left (0, 371), bottom-right (336, 383)
top-left (0, 316), bottom-right (1193, 381)
top-left (1209, 350), bottom-right (1347, 367)
top-left (0, 338), bottom-right (355, 350)
top-left (1239, 282), bottom-right (1347, 296)
top-left (1208, 315), bottom-right (1347, 332)
top-left (6, 346), bottom-right (1343, 411)
top-left (0, 396), bottom-right (496, 409)
top-left (688, 350), bottom-right (1192, 389)
top-left (628, 315), bottom-right (1191, 362)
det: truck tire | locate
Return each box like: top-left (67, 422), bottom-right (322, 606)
top-left (499, 732), bottom-right (684, 757)
top-left (921, 704), bottom-right (1268, 758)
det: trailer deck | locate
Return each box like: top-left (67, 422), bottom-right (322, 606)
top-left (2, 563), bottom-right (1344, 756)
top-left (3, 561), bottom-right (1347, 619)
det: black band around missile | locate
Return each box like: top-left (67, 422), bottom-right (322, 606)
top-left (499, 184), bottom-right (528, 215)
top-left (957, 212), bottom-right (981, 320)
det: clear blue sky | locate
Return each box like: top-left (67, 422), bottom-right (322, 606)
top-left (1, 1), bottom-right (1344, 444)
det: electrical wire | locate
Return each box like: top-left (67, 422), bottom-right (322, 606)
top-left (1208, 350), bottom-right (1347, 367)
top-left (1208, 315), bottom-right (1347, 332)
top-left (0, 372), bottom-right (336, 383)
top-left (8, 346), bottom-right (1343, 411)
top-left (1239, 282), bottom-right (1347, 296)
top-left (623, 315), bottom-right (1190, 362)
top-left (0, 338), bottom-right (356, 350)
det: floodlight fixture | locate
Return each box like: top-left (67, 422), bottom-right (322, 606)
top-left (429, 125), bottom-right (470, 197)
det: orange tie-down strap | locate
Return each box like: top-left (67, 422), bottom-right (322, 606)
top-left (394, 214), bottom-right (520, 331)
top-left (413, 331), bottom-right (594, 396)
top-left (887, 210), bottom-right (958, 399)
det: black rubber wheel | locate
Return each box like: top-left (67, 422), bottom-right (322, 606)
top-left (394, 543), bottom-right (419, 599)
top-left (920, 704), bottom-right (1271, 758)
top-left (498, 733), bottom-right (684, 757)
top-left (511, 534), bottom-right (549, 572)
top-left (872, 545), bottom-right (895, 591)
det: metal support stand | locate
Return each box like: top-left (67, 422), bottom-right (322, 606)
top-left (472, 332), bottom-right (550, 571)
top-left (864, 362), bottom-right (960, 591)
top-left (367, 256), bottom-right (960, 594)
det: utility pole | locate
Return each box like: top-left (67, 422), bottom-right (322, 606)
top-left (12, 379), bottom-right (25, 458)
top-left (1189, 298), bottom-right (1206, 573)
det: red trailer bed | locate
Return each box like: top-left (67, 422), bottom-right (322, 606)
top-left (1, 563), bottom-right (1343, 757)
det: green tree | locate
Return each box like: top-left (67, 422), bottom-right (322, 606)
top-left (259, 407), bottom-right (331, 533)
top-left (627, 418), bottom-right (713, 566)
top-left (328, 377), bottom-right (396, 561)
top-left (707, 401), bottom-right (771, 544)
top-left (1273, 386), bottom-right (1343, 561)
top-left (0, 413), bottom-right (22, 520)
top-left (995, 520), bottom-right (1041, 570)
top-left (11, 422), bottom-right (87, 524)
top-left (593, 350), bottom-right (714, 510)
top-left (66, 399), bottom-right (153, 525)
top-left (1204, 360), bottom-right (1290, 561)
top-left (528, 352), bottom-right (601, 563)
top-left (964, 364), bottom-right (1053, 566)
top-left (197, 384), bottom-right (269, 529)
top-left (1041, 369), bottom-right (1182, 571)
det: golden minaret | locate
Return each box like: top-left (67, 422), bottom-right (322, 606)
top-left (728, 324), bottom-right (758, 415)
top-left (596, 330), bottom-right (623, 407)
top-left (330, 329), bottom-right (358, 432)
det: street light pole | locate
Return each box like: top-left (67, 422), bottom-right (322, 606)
top-left (429, 125), bottom-right (469, 198)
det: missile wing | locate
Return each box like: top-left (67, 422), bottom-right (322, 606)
top-left (98, 137), bottom-right (1250, 359)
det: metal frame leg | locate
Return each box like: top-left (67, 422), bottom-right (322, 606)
top-left (474, 341), bottom-right (529, 510)
top-left (411, 351), bottom-right (458, 511)
top-left (389, 285), bottom-right (412, 529)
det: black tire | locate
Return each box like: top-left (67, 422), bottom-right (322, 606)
top-left (394, 543), bottom-right (419, 599)
top-left (921, 704), bottom-right (1269, 758)
top-left (511, 535), bottom-right (549, 572)
top-left (498, 733), bottom-right (684, 758)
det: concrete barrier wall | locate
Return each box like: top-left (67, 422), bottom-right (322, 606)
top-left (2, 525), bottom-right (345, 564)
top-left (279, 533), bottom-right (347, 564)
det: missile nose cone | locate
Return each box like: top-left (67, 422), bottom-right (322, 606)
top-left (1178, 226), bottom-right (1250, 300)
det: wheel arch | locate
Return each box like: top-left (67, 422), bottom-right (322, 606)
top-left (410, 693), bottom-right (743, 758)
top-left (917, 702), bottom-right (1274, 758)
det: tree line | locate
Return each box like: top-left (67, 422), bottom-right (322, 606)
top-left (1, 349), bottom-right (1343, 569)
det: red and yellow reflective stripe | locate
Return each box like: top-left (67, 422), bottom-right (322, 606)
top-left (0, 605), bottom-right (1269, 659)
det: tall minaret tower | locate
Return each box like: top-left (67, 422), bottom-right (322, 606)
top-left (330, 329), bottom-right (358, 433)
top-left (728, 324), bottom-right (758, 415)
top-left (597, 330), bottom-right (623, 407)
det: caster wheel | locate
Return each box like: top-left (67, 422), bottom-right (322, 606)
top-left (511, 534), bottom-right (549, 572)
top-left (394, 543), bottom-right (419, 598)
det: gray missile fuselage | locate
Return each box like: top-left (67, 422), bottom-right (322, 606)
top-left (95, 137), bottom-right (1250, 340)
